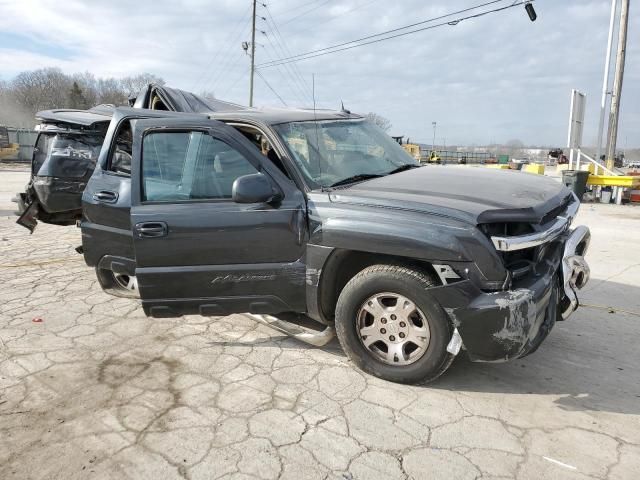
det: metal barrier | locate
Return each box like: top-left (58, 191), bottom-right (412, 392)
top-left (1, 128), bottom-right (37, 162)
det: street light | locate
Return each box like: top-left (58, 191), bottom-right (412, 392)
top-left (524, 2), bottom-right (537, 22)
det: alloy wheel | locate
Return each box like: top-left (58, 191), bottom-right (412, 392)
top-left (356, 292), bottom-right (430, 365)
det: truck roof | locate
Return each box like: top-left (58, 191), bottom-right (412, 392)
top-left (209, 106), bottom-right (363, 125)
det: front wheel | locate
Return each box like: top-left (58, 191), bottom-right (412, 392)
top-left (335, 265), bottom-right (454, 384)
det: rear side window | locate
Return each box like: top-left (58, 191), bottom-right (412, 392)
top-left (107, 120), bottom-right (133, 176)
top-left (141, 131), bottom-right (259, 202)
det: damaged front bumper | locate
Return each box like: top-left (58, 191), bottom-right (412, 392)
top-left (429, 226), bottom-right (590, 362)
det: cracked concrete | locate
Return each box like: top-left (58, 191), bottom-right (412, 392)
top-left (1, 168), bottom-right (640, 479)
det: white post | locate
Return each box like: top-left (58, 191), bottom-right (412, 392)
top-left (596, 0), bottom-right (618, 164)
top-left (569, 148), bottom-right (574, 170)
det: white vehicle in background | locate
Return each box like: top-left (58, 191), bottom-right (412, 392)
top-left (625, 159), bottom-right (640, 169)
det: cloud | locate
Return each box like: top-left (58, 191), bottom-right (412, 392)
top-left (0, 0), bottom-right (638, 147)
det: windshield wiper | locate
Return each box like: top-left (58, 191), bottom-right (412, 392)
top-left (329, 173), bottom-right (384, 188)
top-left (386, 164), bottom-right (420, 175)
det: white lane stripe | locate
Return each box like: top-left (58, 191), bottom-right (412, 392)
top-left (543, 456), bottom-right (578, 470)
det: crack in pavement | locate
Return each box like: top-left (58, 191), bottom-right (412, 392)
top-left (1, 213), bottom-right (640, 479)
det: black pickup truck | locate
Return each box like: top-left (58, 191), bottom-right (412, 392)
top-left (74, 105), bottom-right (590, 384)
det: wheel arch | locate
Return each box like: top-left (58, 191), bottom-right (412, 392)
top-left (317, 249), bottom-right (442, 323)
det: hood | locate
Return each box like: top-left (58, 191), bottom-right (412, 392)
top-left (329, 166), bottom-right (571, 225)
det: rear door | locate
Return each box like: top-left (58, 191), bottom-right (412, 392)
top-left (130, 118), bottom-right (308, 318)
top-left (82, 109), bottom-right (205, 271)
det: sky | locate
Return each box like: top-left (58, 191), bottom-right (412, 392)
top-left (0, 0), bottom-right (638, 148)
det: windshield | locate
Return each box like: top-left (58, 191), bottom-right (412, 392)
top-left (274, 119), bottom-right (418, 189)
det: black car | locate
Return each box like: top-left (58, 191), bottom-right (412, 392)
top-left (77, 105), bottom-right (590, 384)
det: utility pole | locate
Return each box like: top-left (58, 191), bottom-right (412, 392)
top-left (432, 122), bottom-right (437, 153)
top-left (595, 0), bottom-right (617, 164)
top-left (605, 0), bottom-right (629, 171)
top-left (249, 0), bottom-right (257, 107)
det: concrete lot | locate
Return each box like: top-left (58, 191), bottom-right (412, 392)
top-left (1, 167), bottom-right (639, 480)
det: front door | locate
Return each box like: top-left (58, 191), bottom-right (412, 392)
top-left (130, 118), bottom-right (308, 318)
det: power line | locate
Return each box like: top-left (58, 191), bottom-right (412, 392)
top-left (258, 0), bottom-right (524, 68)
top-left (311, 0), bottom-right (383, 29)
top-left (207, 49), bottom-right (248, 93)
top-left (200, 18), bottom-right (253, 93)
top-left (280, 0), bottom-right (332, 26)
top-left (262, 5), bottom-right (313, 101)
top-left (219, 66), bottom-right (251, 98)
top-left (270, 0), bottom-right (329, 20)
top-left (259, 0), bottom-right (505, 66)
top-left (261, 35), bottom-right (309, 104)
top-left (255, 69), bottom-right (288, 106)
top-left (191, 3), bottom-right (253, 92)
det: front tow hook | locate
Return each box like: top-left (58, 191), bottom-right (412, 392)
top-left (561, 225), bottom-right (591, 319)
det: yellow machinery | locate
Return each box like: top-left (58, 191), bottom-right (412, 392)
top-left (426, 151), bottom-right (441, 164)
top-left (391, 136), bottom-right (421, 161)
top-left (0, 126), bottom-right (19, 161)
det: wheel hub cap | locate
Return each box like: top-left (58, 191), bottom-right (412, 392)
top-left (356, 292), bottom-right (431, 366)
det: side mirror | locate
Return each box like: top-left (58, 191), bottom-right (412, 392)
top-left (232, 173), bottom-right (281, 204)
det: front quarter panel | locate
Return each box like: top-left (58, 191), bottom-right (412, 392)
top-left (306, 192), bottom-right (507, 283)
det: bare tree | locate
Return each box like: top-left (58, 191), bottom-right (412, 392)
top-left (68, 81), bottom-right (88, 109)
top-left (72, 72), bottom-right (98, 106)
top-left (1, 69), bottom-right (165, 124)
top-left (120, 73), bottom-right (165, 96)
top-left (365, 112), bottom-right (392, 132)
top-left (11, 68), bottom-right (72, 113)
top-left (96, 78), bottom-right (127, 105)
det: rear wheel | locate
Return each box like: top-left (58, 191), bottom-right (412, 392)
top-left (96, 267), bottom-right (139, 298)
top-left (335, 265), bottom-right (454, 384)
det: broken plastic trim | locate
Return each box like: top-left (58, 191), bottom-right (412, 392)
top-left (245, 314), bottom-right (335, 347)
top-left (446, 328), bottom-right (463, 355)
top-left (433, 264), bottom-right (462, 285)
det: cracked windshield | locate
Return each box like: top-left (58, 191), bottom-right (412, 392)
top-left (275, 119), bottom-right (418, 188)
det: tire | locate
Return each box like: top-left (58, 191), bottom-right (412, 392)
top-left (96, 267), bottom-right (139, 299)
top-left (335, 264), bottom-right (454, 384)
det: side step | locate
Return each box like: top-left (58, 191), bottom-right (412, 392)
top-left (245, 314), bottom-right (335, 347)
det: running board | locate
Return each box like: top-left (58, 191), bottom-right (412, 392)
top-left (245, 314), bottom-right (335, 347)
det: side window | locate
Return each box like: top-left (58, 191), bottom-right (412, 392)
top-left (142, 131), bottom-right (260, 202)
top-left (107, 120), bottom-right (133, 175)
top-left (32, 133), bottom-right (54, 175)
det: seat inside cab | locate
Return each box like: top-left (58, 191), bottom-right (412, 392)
top-left (231, 125), bottom-right (290, 178)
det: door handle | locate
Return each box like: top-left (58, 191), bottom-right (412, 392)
top-left (93, 190), bottom-right (118, 203)
top-left (134, 221), bottom-right (168, 238)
